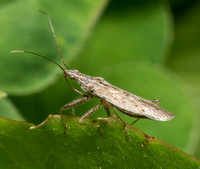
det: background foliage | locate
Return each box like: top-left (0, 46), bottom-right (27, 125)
top-left (0, 0), bottom-right (200, 165)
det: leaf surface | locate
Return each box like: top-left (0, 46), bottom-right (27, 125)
top-left (0, 115), bottom-right (199, 169)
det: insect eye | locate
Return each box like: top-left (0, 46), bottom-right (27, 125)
top-left (70, 74), bottom-right (75, 79)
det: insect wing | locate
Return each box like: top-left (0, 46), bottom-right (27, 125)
top-left (92, 78), bottom-right (174, 121)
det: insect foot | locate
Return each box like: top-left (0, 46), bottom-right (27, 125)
top-left (59, 96), bottom-right (92, 134)
top-left (78, 104), bottom-right (104, 135)
top-left (97, 117), bottom-right (110, 121)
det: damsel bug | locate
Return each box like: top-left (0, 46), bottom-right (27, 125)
top-left (11, 10), bottom-right (175, 134)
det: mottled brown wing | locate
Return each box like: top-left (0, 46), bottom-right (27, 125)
top-left (92, 79), bottom-right (175, 121)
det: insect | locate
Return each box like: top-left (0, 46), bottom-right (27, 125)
top-left (11, 10), bottom-right (175, 134)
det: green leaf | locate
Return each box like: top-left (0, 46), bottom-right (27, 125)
top-left (166, 1), bottom-right (200, 158)
top-left (0, 0), bottom-right (108, 95)
top-left (0, 115), bottom-right (199, 169)
top-left (0, 90), bottom-right (24, 121)
top-left (0, 97), bottom-right (25, 121)
top-left (74, 1), bottom-right (172, 73)
top-left (0, 91), bottom-right (7, 99)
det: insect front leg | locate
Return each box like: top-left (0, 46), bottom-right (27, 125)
top-left (60, 95), bottom-right (92, 133)
top-left (64, 76), bottom-right (84, 96)
top-left (79, 104), bottom-right (103, 128)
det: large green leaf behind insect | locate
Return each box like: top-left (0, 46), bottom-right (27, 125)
top-left (0, 91), bottom-right (24, 121)
top-left (166, 1), bottom-right (200, 158)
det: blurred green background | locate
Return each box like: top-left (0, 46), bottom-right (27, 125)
top-left (0, 0), bottom-right (200, 159)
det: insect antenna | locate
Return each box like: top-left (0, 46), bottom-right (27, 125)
top-left (10, 50), bottom-right (65, 72)
top-left (39, 10), bottom-right (69, 70)
top-left (38, 10), bottom-right (84, 95)
top-left (11, 10), bottom-right (84, 96)
top-left (11, 50), bottom-right (83, 95)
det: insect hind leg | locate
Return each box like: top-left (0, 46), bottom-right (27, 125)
top-left (110, 107), bottom-right (129, 137)
top-left (131, 118), bottom-right (140, 125)
top-left (103, 107), bottom-right (111, 117)
top-left (59, 95), bottom-right (91, 134)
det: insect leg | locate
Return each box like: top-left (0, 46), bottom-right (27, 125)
top-left (101, 99), bottom-right (111, 117)
top-left (131, 118), bottom-right (140, 125)
top-left (71, 107), bottom-right (75, 117)
top-left (38, 10), bottom-right (84, 96)
top-left (59, 95), bottom-right (91, 133)
top-left (103, 107), bottom-right (111, 117)
top-left (79, 104), bottom-right (103, 128)
top-left (64, 76), bottom-right (84, 95)
top-left (110, 107), bottom-right (128, 137)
